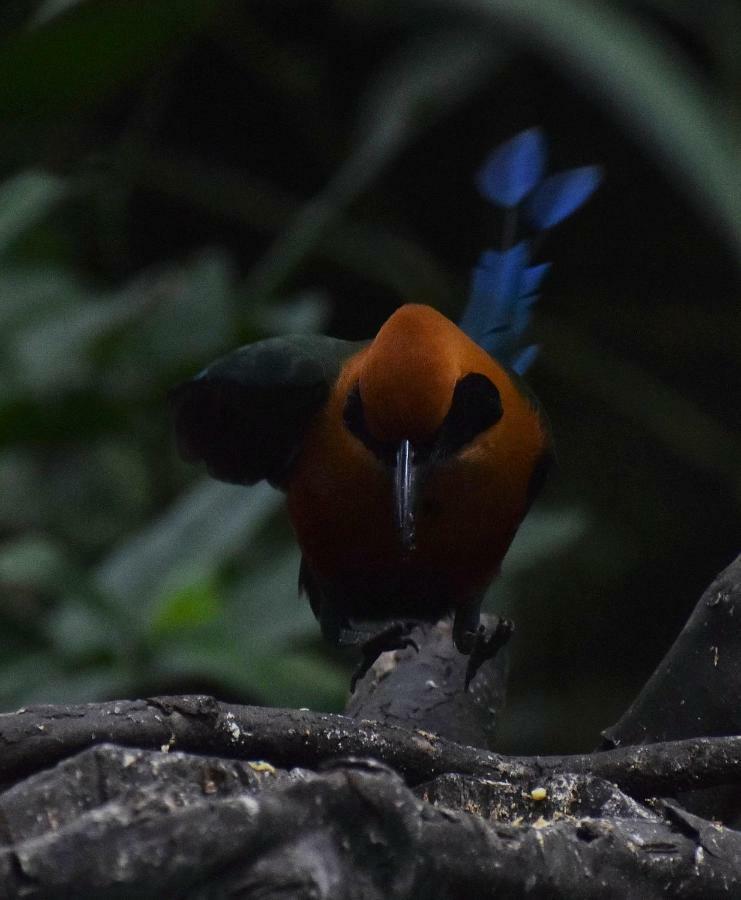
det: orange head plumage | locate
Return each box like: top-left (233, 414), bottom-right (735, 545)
top-left (359, 305), bottom-right (459, 444)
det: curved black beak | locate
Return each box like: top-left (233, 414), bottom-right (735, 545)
top-left (394, 439), bottom-right (418, 552)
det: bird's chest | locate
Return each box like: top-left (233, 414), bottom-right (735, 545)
top-left (286, 422), bottom-right (523, 597)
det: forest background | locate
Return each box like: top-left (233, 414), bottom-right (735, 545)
top-left (0, 0), bottom-right (739, 754)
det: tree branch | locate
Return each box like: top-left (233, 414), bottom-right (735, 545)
top-left (345, 616), bottom-right (508, 748)
top-left (603, 552), bottom-right (741, 748)
top-left (1, 742), bottom-right (739, 899)
top-left (3, 694), bottom-right (741, 800)
top-left (5, 553), bottom-right (741, 894)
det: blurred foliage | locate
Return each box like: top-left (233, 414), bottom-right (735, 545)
top-left (0, 0), bottom-right (739, 753)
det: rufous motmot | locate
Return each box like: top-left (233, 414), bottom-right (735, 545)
top-left (170, 128), bottom-right (601, 690)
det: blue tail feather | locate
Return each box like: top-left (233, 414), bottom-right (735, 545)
top-left (460, 129), bottom-right (601, 372)
top-left (526, 165), bottom-right (603, 230)
top-left (519, 262), bottom-right (551, 299)
top-left (476, 127), bottom-right (546, 207)
top-left (512, 344), bottom-right (540, 375)
top-left (460, 243), bottom-right (530, 339)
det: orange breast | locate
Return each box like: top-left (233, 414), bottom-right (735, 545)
top-left (285, 305), bottom-right (548, 612)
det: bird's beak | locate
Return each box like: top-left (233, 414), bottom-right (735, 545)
top-left (394, 439), bottom-right (418, 552)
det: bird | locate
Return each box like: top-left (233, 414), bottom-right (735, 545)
top-left (169, 128), bottom-right (601, 690)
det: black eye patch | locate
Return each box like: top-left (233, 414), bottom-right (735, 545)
top-left (433, 373), bottom-right (503, 459)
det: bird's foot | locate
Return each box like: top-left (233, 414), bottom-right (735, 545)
top-left (350, 622), bottom-right (419, 693)
top-left (462, 617), bottom-right (514, 692)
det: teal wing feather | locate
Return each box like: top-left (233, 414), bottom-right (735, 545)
top-left (170, 334), bottom-right (364, 488)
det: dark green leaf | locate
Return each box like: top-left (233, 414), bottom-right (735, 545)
top-left (0, 0), bottom-right (218, 117)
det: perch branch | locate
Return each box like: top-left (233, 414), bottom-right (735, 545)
top-left (345, 616), bottom-right (508, 748)
top-left (3, 695), bottom-right (741, 799)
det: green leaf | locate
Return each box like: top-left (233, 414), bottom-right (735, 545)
top-left (95, 479), bottom-right (282, 613)
top-left (49, 441), bottom-right (151, 551)
top-left (32, 0), bottom-right (92, 27)
top-left (0, 535), bottom-right (69, 593)
top-left (153, 631), bottom-right (346, 710)
top-left (46, 596), bottom-right (120, 657)
top-left (0, 172), bottom-right (68, 256)
top-left (251, 651), bottom-right (346, 710)
top-left (501, 505), bottom-right (590, 577)
top-left (0, 267), bottom-right (84, 336)
top-left (0, 392), bottom-right (127, 446)
top-left (3, 661), bottom-right (133, 707)
top-left (150, 579), bottom-right (221, 637)
top-left (0, 451), bottom-right (37, 528)
top-left (4, 252), bottom-right (236, 397)
top-left (227, 548), bottom-right (315, 645)
top-left (0, 0), bottom-right (218, 117)
top-left (12, 292), bottom-right (146, 394)
top-left (119, 251), bottom-right (237, 379)
top-left (253, 291), bottom-right (331, 337)
top-left (0, 654), bottom-right (65, 709)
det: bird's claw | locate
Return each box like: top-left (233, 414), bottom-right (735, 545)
top-left (463, 616), bottom-right (514, 692)
top-left (350, 622), bottom-right (419, 693)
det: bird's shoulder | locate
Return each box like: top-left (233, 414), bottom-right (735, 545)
top-left (170, 334), bottom-right (366, 487)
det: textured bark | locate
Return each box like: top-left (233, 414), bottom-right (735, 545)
top-left (345, 616), bottom-right (508, 747)
top-left (3, 554), bottom-right (741, 895)
top-left (602, 552), bottom-right (741, 825)
top-left (3, 695), bottom-right (741, 797)
top-left (603, 553), bottom-right (741, 748)
top-left (1, 743), bottom-right (741, 899)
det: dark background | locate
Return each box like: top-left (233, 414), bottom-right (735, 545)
top-left (0, 0), bottom-right (739, 753)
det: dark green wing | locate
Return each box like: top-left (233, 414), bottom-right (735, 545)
top-left (170, 334), bottom-right (364, 488)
